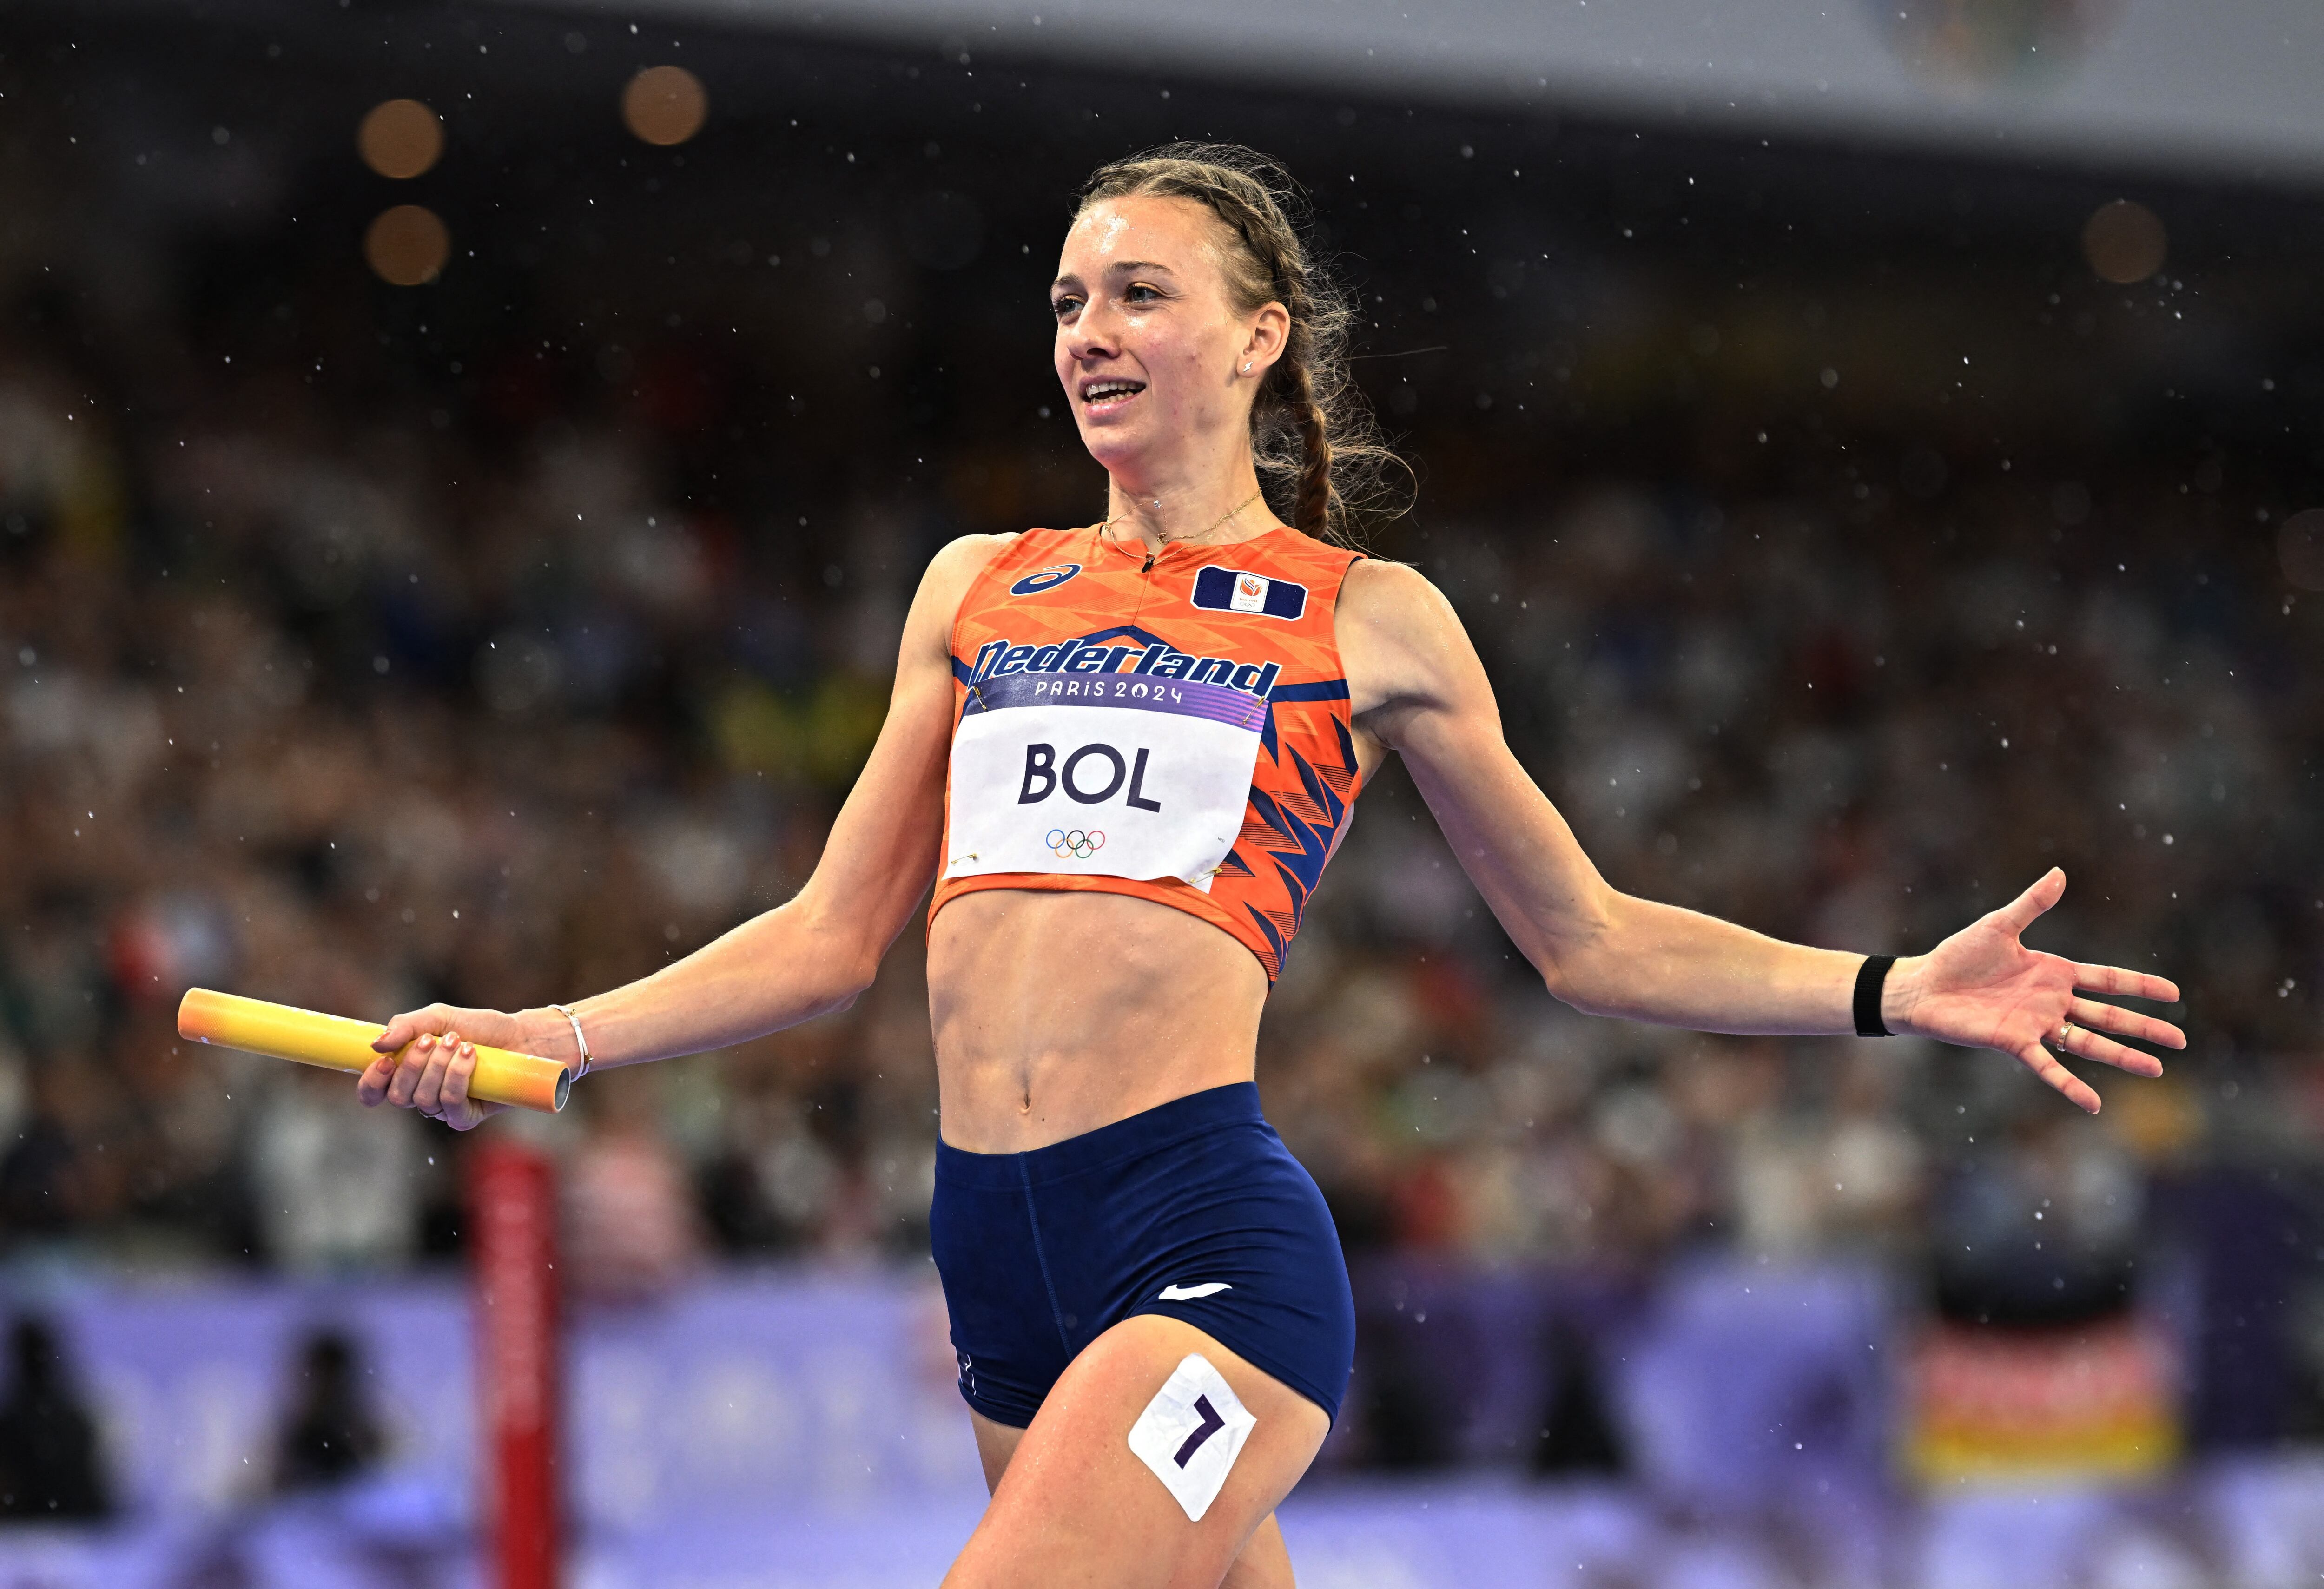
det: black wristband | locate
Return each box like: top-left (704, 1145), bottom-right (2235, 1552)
top-left (1854, 955), bottom-right (1897, 1037)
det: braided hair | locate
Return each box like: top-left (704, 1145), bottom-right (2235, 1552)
top-left (1077, 144), bottom-right (1407, 547)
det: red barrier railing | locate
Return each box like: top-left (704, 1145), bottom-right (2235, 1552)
top-left (471, 1138), bottom-right (560, 1589)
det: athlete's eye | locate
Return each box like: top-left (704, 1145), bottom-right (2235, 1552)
top-left (1122, 283), bottom-right (1162, 305)
top-left (1050, 294), bottom-right (1083, 321)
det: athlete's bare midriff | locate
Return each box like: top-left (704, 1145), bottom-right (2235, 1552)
top-left (927, 887), bottom-right (1268, 1153)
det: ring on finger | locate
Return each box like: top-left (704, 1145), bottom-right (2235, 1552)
top-left (2055, 1019), bottom-right (2078, 1045)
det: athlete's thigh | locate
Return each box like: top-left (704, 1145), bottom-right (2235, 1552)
top-left (1219, 1514), bottom-right (1296, 1589)
top-left (945, 1313), bottom-right (1327, 1589)
top-left (968, 1406), bottom-right (1021, 1495)
top-left (967, 1409), bottom-right (1298, 1589)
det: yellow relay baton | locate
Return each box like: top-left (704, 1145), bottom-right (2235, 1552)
top-left (177, 988), bottom-right (571, 1114)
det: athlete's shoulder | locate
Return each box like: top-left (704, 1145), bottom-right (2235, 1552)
top-left (1253, 526), bottom-right (1367, 577)
top-left (914, 531), bottom-right (1094, 653)
top-left (1338, 557), bottom-right (1450, 627)
top-left (924, 531), bottom-right (1017, 579)
top-left (905, 535), bottom-right (1018, 649)
top-left (921, 531), bottom-right (1033, 597)
top-left (924, 524), bottom-right (1091, 575)
top-left (1337, 557), bottom-right (1493, 728)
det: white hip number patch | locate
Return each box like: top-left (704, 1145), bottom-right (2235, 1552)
top-left (1126, 1353), bottom-right (1257, 1523)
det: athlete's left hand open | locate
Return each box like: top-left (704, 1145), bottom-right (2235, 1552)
top-left (1886, 868), bottom-right (2184, 1115)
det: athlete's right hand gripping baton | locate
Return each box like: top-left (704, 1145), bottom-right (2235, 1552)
top-left (177, 988), bottom-right (570, 1113)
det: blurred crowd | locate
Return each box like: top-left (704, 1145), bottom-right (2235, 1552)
top-left (2, 305), bottom-right (2316, 1324)
top-left (0, 45), bottom-right (2317, 1468)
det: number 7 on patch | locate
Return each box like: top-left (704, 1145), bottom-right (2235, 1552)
top-left (1126, 1353), bottom-right (1258, 1522)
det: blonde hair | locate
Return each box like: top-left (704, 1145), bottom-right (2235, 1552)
top-left (1077, 143), bottom-right (1407, 546)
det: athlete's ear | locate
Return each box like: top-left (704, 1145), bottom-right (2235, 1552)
top-left (1239, 302), bottom-right (1289, 379)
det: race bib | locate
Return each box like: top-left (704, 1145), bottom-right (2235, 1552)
top-left (944, 672), bottom-right (1266, 892)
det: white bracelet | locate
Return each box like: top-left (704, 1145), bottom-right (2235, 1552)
top-left (547, 1002), bottom-right (594, 1081)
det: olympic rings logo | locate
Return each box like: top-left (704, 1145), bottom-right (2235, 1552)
top-left (1046, 828), bottom-right (1105, 860)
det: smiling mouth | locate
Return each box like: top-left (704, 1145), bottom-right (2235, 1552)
top-left (1080, 379), bottom-right (1145, 412)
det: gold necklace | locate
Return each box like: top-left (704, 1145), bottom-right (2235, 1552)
top-left (1101, 489), bottom-right (1261, 557)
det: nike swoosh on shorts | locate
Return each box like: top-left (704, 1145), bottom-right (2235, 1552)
top-left (1157, 1282), bottom-right (1234, 1302)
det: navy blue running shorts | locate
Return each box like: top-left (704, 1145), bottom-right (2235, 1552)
top-left (930, 1081), bottom-right (1356, 1429)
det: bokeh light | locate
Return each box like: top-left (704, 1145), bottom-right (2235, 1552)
top-left (622, 65), bottom-right (708, 146)
top-left (356, 99), bottom-right (443, 179)
top-left (364, 204), bottom-right (449, 285)
top-left (2082, 198), bottom-right (2167, 284)
top-left (2281, 508), bottom-right (2324, 591)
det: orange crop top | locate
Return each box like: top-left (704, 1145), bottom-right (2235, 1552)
top-left (931, 524), bottom-right (1367, 981)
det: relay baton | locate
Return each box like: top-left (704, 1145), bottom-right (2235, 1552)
top-left (176, 988), bottom-right (571, 1113)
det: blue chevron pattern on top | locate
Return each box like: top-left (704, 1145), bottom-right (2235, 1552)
top-left (1238, 737), bottom-right (1353, 958)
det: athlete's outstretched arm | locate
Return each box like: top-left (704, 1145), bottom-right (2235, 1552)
top-left (1338, 559), bottom-right (2183, 1114)
top-left (357, 534), bottom-right (1006, 1129)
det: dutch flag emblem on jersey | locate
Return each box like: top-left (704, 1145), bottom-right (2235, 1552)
top-left (1192, 566), bottom-right (1307, 621)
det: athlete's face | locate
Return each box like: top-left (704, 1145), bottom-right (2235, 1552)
top-left (1050, 196), bottom-right (1287, 483)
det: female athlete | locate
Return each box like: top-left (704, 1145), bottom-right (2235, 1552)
top-left (357, 145), bottom-right (2185, 1587)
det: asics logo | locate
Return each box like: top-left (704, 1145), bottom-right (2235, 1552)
top-left (1047, 828), bottom-right (1105, 860)
top-left (1156, 1282), bottom-right (1232, 1302)
top-left (1009, 563), bottom-right (1082, 596)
